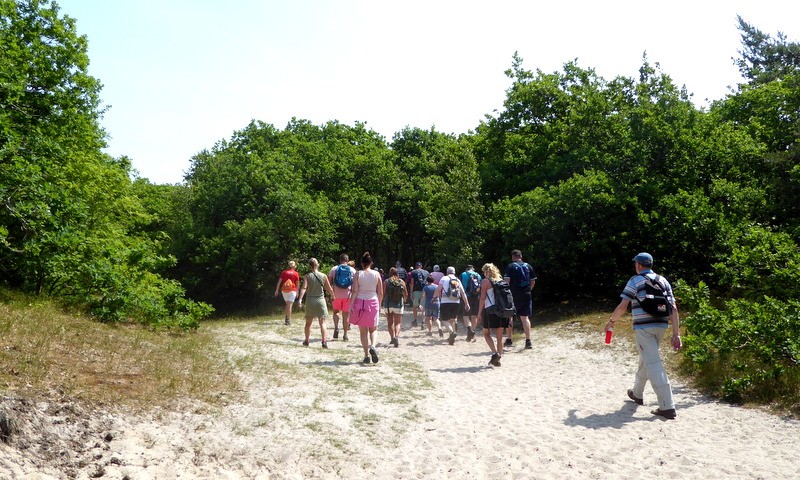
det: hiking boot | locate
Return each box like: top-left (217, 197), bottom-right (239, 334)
top-left (342, 332), bottom-right (349, 342)
top-left (412, 319), bottom-right (418, 327)
top-left (525, 339), bottom-right (532, 349)
top-left (321, 341), bottom-right (328, 349)
top-left (466, 328), bottom-right (475, 342)
top-left (333, 328), bottom-right (339, 339)
top-left (302, 340), bottom-right (309, 347)
top-left (504, 338), bottom-right (513, 348)
top-left (447, 333), bottom-right (457, 345)
top-left (651, 408), bottom-right (676, 420)
top-left (393, 337), bottom-right (399, 348)
top-left (489, 353), bottom-right (501, 367)
top-left (438, 328), bottom-right (444, 338)
top-left (369, 346), bottom-right (379, 364)
top-left (285, 318), bottom-right (291, 326)
top-left (362, 356), bottom-right (371, 364)
top-left (627, 389), bottom-right (644, 405)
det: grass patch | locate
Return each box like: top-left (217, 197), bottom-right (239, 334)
top-left (0, 288), bottom-right (238, 409)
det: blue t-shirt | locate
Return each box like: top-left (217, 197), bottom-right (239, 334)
top-left (423, 284), bottom-right (439, 308)
top-left (504, 261), bottom-right (536, 290)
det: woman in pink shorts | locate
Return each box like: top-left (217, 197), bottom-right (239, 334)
top-left (349, 251), bottom-right (384, 364)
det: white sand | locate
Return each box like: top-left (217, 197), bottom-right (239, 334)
top-left (2, 311), bottom-right (799, 479)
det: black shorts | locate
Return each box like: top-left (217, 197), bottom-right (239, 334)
top-left (511, 289), bottom-right (533, 317)
top-left (440, 303), bottom-right (459, 321)
top-left (482, 310), bottom-right (510, 330)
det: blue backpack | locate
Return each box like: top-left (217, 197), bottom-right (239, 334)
top-left (333, 264), bottom-right (353, 288)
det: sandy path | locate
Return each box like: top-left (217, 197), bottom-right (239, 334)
top-left (1, 311), bottom-right (798, 479)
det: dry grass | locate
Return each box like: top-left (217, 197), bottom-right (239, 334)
top-left (0, 288), bottom-right (238, 409)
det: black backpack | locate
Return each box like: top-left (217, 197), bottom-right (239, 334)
top-left (489, 280), bottom-right (516, 318)
top-left (637, 274), bottom-right (672, 318)
top-left (387, 278), bottom-right (405, 303)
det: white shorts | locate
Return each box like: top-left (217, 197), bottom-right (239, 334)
top-left (385, 306), bottom-right (404, 315)
top-left (282, 291), bottom-right (298, 303)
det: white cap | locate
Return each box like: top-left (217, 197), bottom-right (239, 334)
top-left (446, 266), bottom-right (456, 275)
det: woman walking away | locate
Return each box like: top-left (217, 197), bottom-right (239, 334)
top-left (275, 260), bottom-right (301, 325)
top-left (383, 267), bottom-right (408, 347)
top-left (298, 258), bottom-right (336, 348)
top-left (477, 263), bottom-right (509, 367)
top-left (349, 252), bottom-right (384, 364)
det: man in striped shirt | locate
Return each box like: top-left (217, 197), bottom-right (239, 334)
top-left (605, 252), bottom-right (682, 420)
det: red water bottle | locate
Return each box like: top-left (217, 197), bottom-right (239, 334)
top-left (604, 328), bottom-right (614, 344)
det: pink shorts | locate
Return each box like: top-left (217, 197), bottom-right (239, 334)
top-left (349, 298), bottom-right (379, 328)
top-left (333, 298), bottom-right (350, 312)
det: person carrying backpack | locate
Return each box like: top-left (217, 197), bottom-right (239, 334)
top-left (409, 262), bottom-right (430, 328)
top-left (274, 260), bottom-right (301, 326)
top-left (459, 265), bottom-right (482, 342)
top-left (605, 252), bottom-right (682, 420)
top-left (433, 266), bottom-right (470, 345)
top-left (476, 263), bottom-right (511, 367)
top-left (503, 249), bottom-right (537, 349)
top-left (328, 253), bottom-right (356, 341)
top-left (383, 267), bottom-right (408, 347)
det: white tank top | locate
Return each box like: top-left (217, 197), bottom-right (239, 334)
top-left (484, 280), bottom-right (496, 309)
top-left (355, 269), bottom-right (381, 300)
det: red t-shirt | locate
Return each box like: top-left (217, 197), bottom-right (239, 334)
top-left (280, 269), bottom-right (300, 292)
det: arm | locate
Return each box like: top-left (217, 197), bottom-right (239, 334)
top-left (298, 275), bottom-right (308, 306)
top-left (459, 279), bottom-right (470, 311)
top-left (323, 274), bottom-right (335, 300)
top-left (605, 298), bottom-right (630, 332)
top-left (477, 278), bottom-right (491, 318)
top-left (377, 273), bottom-right (384, 306)
top-left (274, 275), bottom-right (283, 297)
top-left (670, 304), bottom-right (682, 351)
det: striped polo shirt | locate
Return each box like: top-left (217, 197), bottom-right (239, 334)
top-left (620, 269), bottom-right (675, 329)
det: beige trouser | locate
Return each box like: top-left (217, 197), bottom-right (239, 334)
top-left (633, 327), bottom-right (675, 410)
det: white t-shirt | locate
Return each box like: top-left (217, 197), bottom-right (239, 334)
top-left (439, 275), bottom-right (464, 304)
top-left (354, 269), bottom-right (381, 300)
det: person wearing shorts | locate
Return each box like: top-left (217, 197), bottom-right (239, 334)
top-left (274, 260), bottom-right (300, 325)
top-left (383, 267), bottom-right (408, 347)
top-left (409, 262), bottom-right (429, 327)
top-left (297, 258), bottom-right (335, 348)
top-left (477, 263), bottom-right (509, 367)
top-left (349, 252), bottom-right (383, 364)
top-left (422, 275), bottom-right (439, 336)
top-left (329, 253), bottom-right (356, 341)
top-left (503, 249), bottom-right (537, 349)
top-left (434, 266), bottom-right (470, 345)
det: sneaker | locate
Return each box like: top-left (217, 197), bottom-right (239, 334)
top-left (466, 328), bottom-right (475, 342)
top-left (447, 333), bottom-right (457, 345)
top-left (392, 337), bottom-right (399, 348)
top-left (426, 331), bottom-right (433, 337)
top-left (438, 328), bottom-right (444, 338)
top-left (489, 353), bottom-right (501, 367)
top-left (285, 318), bottom-right (291, 326)
top-left (627, 389), bottom-right (644, 405)
top-left (342, 332), bottom-right (349, 342)
top-left (651, 408), bottom-right (676, 420)
top-left (321, 341), bottom-right (328, 349)
top-left (333, 328), bottom-right (339, 339)
top-left (362, 356), bottom-right (371, 364)
top-left (525, 339), bottom-right (532, 349)
top-left (504, 338), bottom-right (513, 348)
top-left (369, 346), bottom-right (379, 364)
top-left (302, 340), bottom-right (309, 347)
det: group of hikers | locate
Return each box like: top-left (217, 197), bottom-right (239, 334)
top-left (274, 250), bottom-right (537, 367)
top-left (274, 249), bottom-right (684, 420)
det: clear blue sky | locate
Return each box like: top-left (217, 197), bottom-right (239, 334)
top-left (55, 0), bottom-right (800, 184)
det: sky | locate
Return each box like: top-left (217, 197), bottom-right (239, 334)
top-left (54, 0), bottom-right (800, 185)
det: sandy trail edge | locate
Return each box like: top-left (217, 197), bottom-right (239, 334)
top-left (1, 312), bottom-right (798, 479)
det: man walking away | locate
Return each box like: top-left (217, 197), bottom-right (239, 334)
top-left (409, 262), bottom-right (429, 328)
top-left (503, 249), bottom-right (536, 349)
top-left (605, 252), bottom-right (682, 420)
top-left (460, 265), bottom-right (482, 342)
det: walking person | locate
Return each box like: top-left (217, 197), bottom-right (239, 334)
top-left (422, 275), bottom-right (440, 336)
top-left (605, 252), bottom-right (682, 419)
top-left (274, 260), bottom-right (301, 325)
top-left (477, 263), bottom-right (509, 367)
top-left (503, 249), bottom-right (537, 349)
top-left (460, 265), bottom-right (482, 342)
top-left (329, 253), bottom-right (356, 341)
top-left (430, 264), bottom-right (444, 285)
top-left (383, 267), bottom-right (408, 347)
top-left (434, 266), bottom-right (470, 345)
top-left (409, 262), bottom-right (430, 328)
top-left (297, 258), bottom-right (336, 348)
top-left (349, 252), bottom-right (384, 364)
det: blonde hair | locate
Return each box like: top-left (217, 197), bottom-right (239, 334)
top-left (481, 263), bottom-right (501, 282)
top-left (288, 260), bottom-right (297, 269)
top-left (308, 258), bottom-right (319, 269)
